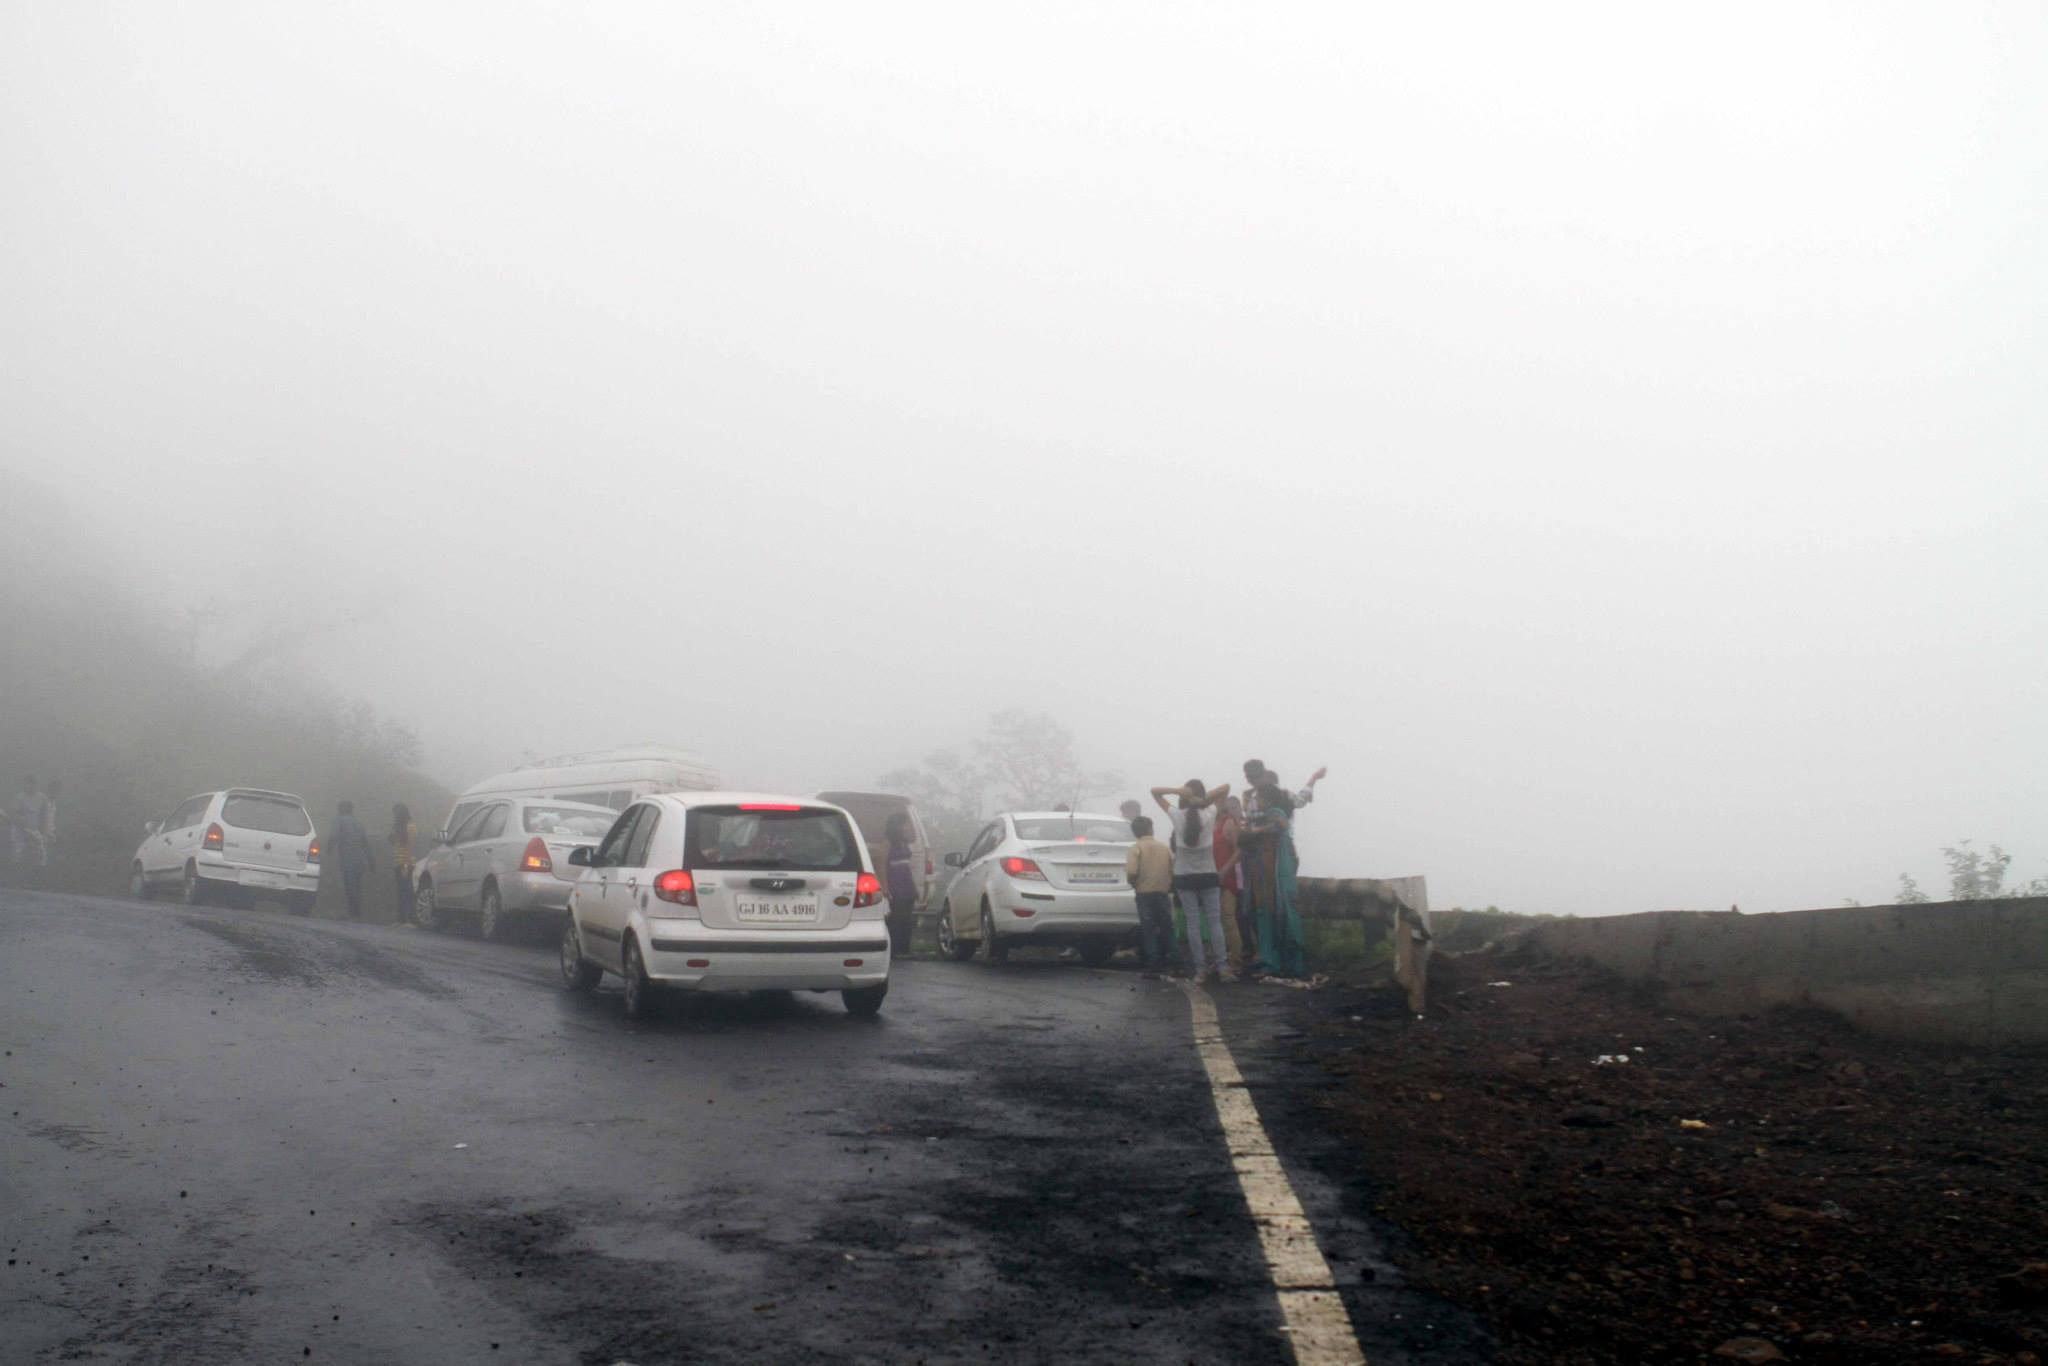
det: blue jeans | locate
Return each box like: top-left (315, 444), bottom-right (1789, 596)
top-left (1135, 892), bottom-right (1175, 970)
top-left (1177, 883), bottom-right (1225, 977)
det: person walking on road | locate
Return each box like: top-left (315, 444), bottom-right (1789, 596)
top-left (1125, 815), bottom-right (1175, 978)
top-left (882, 811), bottom-right (920, 957)
top-left (330, 800), bottom-right (374, 920)
top-left (1214, 793), bottom-right (1252, 978)
top-left (11, 776), bottom-right (44, 869)
top-left (38, 780), bottom-right (60, 867)
top-left (1152, 779), bottom-right (1230, 983)
top-left (388, 803), bottom-right (417, 925)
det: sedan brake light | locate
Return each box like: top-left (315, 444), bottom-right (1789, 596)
top-left (853, 872), bottom-right (883, 908)
top-left (653, 869), bottom-right (697, 906)
top-left (203, 823), bottom-right (224, 851)
top-left (520, 836), bottom-right (553, 873)
top-left (1000, 856), bottom-right (1046, 881)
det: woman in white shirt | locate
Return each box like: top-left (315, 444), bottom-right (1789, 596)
top-left (1150, 779), bottom-right (1232, 982)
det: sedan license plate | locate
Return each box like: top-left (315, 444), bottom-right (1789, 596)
top-left (239, 869), bottom-right (288, 889)
top-left (734, 897), bottom-right (820, 924)
top-left (1068, 867), bottom-right (1122, 885)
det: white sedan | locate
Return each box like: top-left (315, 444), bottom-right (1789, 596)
top-left (933, 811), bottom-right (1137, 965)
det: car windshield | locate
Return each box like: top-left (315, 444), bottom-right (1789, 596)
top-left (685, 806), bottom-right (861, 872)
top-left (220, 794), bottom-right (312, 836)
top-left (1012, 816), bottom-right (1132, 843)
top-left (522, 807), bottom-right (614, 838)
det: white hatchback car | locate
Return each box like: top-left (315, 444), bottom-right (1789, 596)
top-left (558, 793), bottom-right (891, 1018)
top-left (933, 811), bottom-right (1137, 965)
top-left (412, 797), bottom-right (619, 941)
top-left (129, 788), bottom-right (320, 912)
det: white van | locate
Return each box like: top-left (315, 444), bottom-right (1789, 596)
top-left (437, 747), bottom-right (720, 847)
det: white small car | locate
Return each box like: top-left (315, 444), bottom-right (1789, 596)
top-left (558, 793), bottom-right (890, 1018)
top-left (129, 788), bottom-right (320, 912)
top-left (933, 811), bottom-right (1137, 965)
top-left (412, 797), bottom-right (618, 941)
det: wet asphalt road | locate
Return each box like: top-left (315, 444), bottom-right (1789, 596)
top-left (0, 889), bottom-right (1479, 1365)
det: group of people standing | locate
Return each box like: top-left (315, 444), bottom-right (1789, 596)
top-left (322, 800), bottom-right (417, 921)
top-left (1122, 760), bottom-right (1325, 982)
top-left (4, 775), bottom-right (60, 872)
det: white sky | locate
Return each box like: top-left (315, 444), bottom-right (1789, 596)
top-left (4, 3), bottom-right (2043, 912)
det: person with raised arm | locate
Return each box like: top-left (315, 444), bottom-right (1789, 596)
top-left (1150, 779), bottom-right (1231, 983)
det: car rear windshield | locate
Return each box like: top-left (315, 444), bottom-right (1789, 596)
top-left (221, 795), bottom-right (313, 836)
top-left (523, 807), bottom-right (614, 838)
top-left (685, 806), bottom-right (861, 872)
top-left (1012, 816), bottom-right (1132, 843)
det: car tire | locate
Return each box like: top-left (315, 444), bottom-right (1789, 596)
top-left (478, 882), bottom-right (506, 942)
top-left (935, 901), bottom-right (976, 962)
top-left (559, 920), bottom-right (602, 993)
top-left (1078, 941), bottom-right (1116, 967)
top-left (621, 937), bottom-right (655, 1020)
top-left (180, 863), bottom-right (207, 907)
top-left (842, 983), bottom-right (887, 1017)
top-left (977, 900), bottom-right (1008, 966)
top-left (412, 880), bottom-right (441, 931)
top-left (129, 863), bottom-right (150, 902)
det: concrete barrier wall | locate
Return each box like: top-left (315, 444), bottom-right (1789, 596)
top-left (1507, 897), bottom-right (2048, 1047)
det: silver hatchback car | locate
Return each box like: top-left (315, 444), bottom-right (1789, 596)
top-left (411, 797), bottom-right (616, 941)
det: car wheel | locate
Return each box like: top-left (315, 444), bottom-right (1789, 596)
top-left (843, 983), bottom-right (887, 1017)
top-left (478, 882), bottom-right (505, 942)
top-left (559, 920), bottom-right (602, 992)
top-left (977, 900), bottom-right (1008, 966)
top-left (1078, 940), bottom-right (1116, 967)
top-left (412, 880), bottom-right (441, 931)
top-left (936, 901), bottom-right (976, 962)
top-left (129, 863), bottom-right (150, 902)
top-left (621, 937), bottom-right (655, 1020)
top-left (180, 863), bottom-right (207, 907)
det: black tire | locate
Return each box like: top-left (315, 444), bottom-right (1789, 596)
top-left (412, 880), bottom-right (441, 931)
top-left (935, 901), bottom-right (976, 962)
top-left (180, 863), bottom-right (207, 907)
top-left (1078, 940), bottom-right (1116, 967)
top-left (843, 983), bottom-right (887, 1017)
top-left (559, 919), bottom-right (602, 992)
top-left (478, 882), bottom-right (506, 942)
top-left (621, 937), bottom-right (655, 1020)
top-left (129, 863), bottom-right (150, 902)
top-left (977, 900), bottom-right (1008, 966)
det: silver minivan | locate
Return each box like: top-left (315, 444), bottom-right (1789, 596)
top-left (411, 797), bottom-right (617, 941)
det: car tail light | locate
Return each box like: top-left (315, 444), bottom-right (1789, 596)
top-left (1012, 908), bottom-right (1036, 918)
top-left (203, 823), bottom-right (224, 851)
top-left (653, 869), bottom-right (696, 906)
top-left (306, 839), bottom-right (321, 864)
top-left (1000, 856), bottom-right (1047, 881)
top-left (520, 837), bottom-right (553, 873)
top-left (854, 872), bottom-right (883, 908)
top-left (739, 803), bottom-right (802, 812)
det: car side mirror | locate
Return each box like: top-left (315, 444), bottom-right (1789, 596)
top-left (566, 846), bottom-right (594, 867)
top-left (144, 820), bottom-right (162, 837)
top-left (943, 851), bottom-right (964, 868)
top-left (434, 829), bottom-right (451, 846)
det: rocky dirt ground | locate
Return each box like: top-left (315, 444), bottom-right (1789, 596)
top-left (1285, 952), bottom-right (2047, 1366)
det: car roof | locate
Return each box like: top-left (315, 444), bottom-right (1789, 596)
top-left (1003, 810), bottom-right (1127, 823)
top-left (648, 790), bottom-right (854, 811)
top-left (509, 796), bottom-right (617, 812)
top-left (223, 788), bottom-right (307, 804)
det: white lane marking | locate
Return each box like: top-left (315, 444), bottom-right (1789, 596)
top-left (1181, 981), bottom-right (1366, 1366)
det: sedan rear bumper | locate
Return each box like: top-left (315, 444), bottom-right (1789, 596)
top-left (993, 886), bottom-right (1138, 937)
top-left (500, 870), bottom-right (580, 915)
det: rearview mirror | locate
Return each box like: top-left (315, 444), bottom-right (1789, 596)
top-left (566, 846), bottom-right (594, 867)
top-left (943, 851), bottom-right (964, 868)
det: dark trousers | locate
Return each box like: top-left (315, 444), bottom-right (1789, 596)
top-left (1135, 892), bottom-right (1175, 970)
top-left (393, 869), bottom-right (413, 923)
top-left (341, 865), bottom-right (366, 919)
top-left (885, 898), bottom-right (915, 956)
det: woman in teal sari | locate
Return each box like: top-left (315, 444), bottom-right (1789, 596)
top-left (1243, 774), bottom-right (1306, 979)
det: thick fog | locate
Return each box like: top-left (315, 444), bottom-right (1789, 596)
top-left (3, 4), bottom-right (2042, 913)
